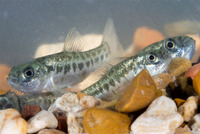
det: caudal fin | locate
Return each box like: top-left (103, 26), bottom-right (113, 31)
top-left (102, 18), bottom-right (124, 58)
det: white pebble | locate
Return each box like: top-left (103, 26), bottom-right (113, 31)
top-left (28, 110), bottom-right (58, 133)
top-left (178, 96), bottom-right (198, 122)
top-left (190, 114), bottom-right (200, 134)
top-left (48, 93), bottom-right (82, 117)
top-left (131, 96), bottom-right (183, 134)
top-left (0, 109), bottom-right (28, 134)
top-left (67, 112), bottom-right (84, 134)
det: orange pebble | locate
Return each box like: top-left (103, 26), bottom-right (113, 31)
top-left (0, 64), bottom-right (11, 94)
top-left (132, 27), bottom-right (165, 54)
top-left (193, 71), bottom-right (200, 96)
top-left (83, 107), bottom-right (131, 134)
top-left (115, 69), bottom-right (156, 112)
top-left (184, 63), bottom-right (200, 79)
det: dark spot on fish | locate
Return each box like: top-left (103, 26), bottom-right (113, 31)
top-left (99, 87), bottom-right (103, 92)
top-left (91, 59), bottom-right (94, 66)
top-left (78, 63), bottom-right (84, 70)
top-left (73, 63), bottom-right (77, 72)
top-left (86, 61), bottom-right (90, 68)
top-left (46, 65), bottom-right (54, 73)
top-left (101, 55), bottom-right (104, 60)
top-left (109, 79), bottom-right (115, 87)
top-left (56, 65), bottom-right (63, 73)
top-left (64, 64), bottom-right (71, 74)
top-left (95, 57), bottom-right (99, 63)
top-left (103, 83), bottom-right (109, 91)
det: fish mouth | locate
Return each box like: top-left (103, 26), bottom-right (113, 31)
top-left (183, 37), bottom-right (196, 59)
top-left (7, 76), bottom-right (19, 89)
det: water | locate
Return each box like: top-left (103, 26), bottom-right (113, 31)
top-left (0, 0), bottom-right (200, 66)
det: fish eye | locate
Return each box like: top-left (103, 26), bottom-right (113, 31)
top-left (146, 54), bottom-right (157, 63)
top-left (165, 40), bottom-right (175, 50)
top-left (24, 67), bottom-right (34, 78)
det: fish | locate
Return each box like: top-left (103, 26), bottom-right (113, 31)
top-left (81, 36), bottom-right (196, 101)
top-left (7, 19), bottom-right (124, 93)
top-left (0, 90), bottom-right (58, 112)
top-left (1, 36), bottom-right (195, 111)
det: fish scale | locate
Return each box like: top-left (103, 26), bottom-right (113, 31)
top-left (81, 36), bottom-right (195, 101)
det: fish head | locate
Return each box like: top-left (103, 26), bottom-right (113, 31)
top-left (162, 36), bottom-right (195, 59)
top-left (7, 61), bottom-right (48, 92)
top-left (136, 36), bottom-right (195, 75)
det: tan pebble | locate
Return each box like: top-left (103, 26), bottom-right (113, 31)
top-left (48, 93), bottom-right (82, 117)
top-left (187, 34), bottom-right (200, 62)
top-left (132, 26), bottom-right (165, 54)
top-left (168, 57), bottom-right (192, 77)
top-left (131, 96), bottom-right (183, 134)
top-left (174, 125), bottom-right (192, 134)
top-left (37, 129), bottom-right (66, 134)
top-left (153, 73), bottom-right (175, 90)
top-left (0, 64), bottom-right (11, 94)
top-left (115, 69), bottom-right (156, 112)
top-left (0, 108), bottom-right (28, 134)
top-left (83, 107), bottom-right (131, 134)
top-left (190, 114), bottom-right (200, 133)
top-left (185, 63), bottom-right (200, 79)
top-left (77, 91), bottom-right (88, 100)
top-left (79, 95), bottom-right (101, 109)
top-left (28, 110), bottom-right (58, 133)
top-left (178, 96), bottom-right (198, 122)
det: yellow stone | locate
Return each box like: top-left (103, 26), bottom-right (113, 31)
top-left (168, 57), bottom-right (192, 77)
top-left (83, 108), bottom-right (131, 134)
top-left (193, 71), bottom-right (200, 96)
top-left (174, 98), bottom-right (186, 107)
top-left (115, 69), bottom-right (156, 112)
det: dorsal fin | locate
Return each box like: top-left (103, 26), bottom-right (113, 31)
top-left (102, 18), bottom-right (124, 58)
top-left (63, 28), bottom-right (86, 52)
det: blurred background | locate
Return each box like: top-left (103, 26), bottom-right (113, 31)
top-left (0, 0), bottom-right (200, 66)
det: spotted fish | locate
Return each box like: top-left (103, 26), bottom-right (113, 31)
top-left (7, 19), bottom-right (123, 93)
top-left (81, 36), bottom-right (196, 101)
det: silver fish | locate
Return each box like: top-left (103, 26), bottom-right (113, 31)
top-left (81, 36), bottom-right (196, 101)
top-left (7, 19), bottom-right (123, 93)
